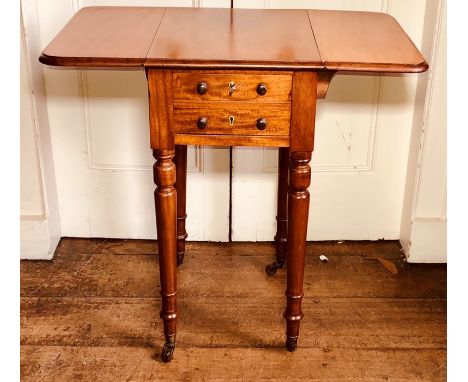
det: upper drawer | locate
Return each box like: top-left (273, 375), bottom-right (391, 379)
top-left (172, 72), bottom-right (292, 102)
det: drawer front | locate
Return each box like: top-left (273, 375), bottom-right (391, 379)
top-left (173, 102), bottom-right (290, 136)
top-left (172, 72), bottom-right (292, 102)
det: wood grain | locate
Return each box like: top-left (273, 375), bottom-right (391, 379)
top-left (21, 297), bottom-right (446, 350)
top-left (39, 7), bottom-right (428, 74)
top-left (172, 72), bottom-right (292, 102)
top-left (21, 241), bottom-right (447, 300)
top-left (152, 149), bottom-right (178, 348)
top-left (21, 346), bottom-right (446, 381)
top-left (308, 10), bottom-right (428, 73)
top-left (290, 72), bottom-right (317, 152)
top-left (173, 101), bottom-right (290, 136)
top-left (284, 151), bottom-right (312, 346)
top-left (147, 69), bottom-right (174, 150)
top-left (40, 7), bottom-right (165, 67)
top-left (21, 239), bottom-right (446, 380)
top-left (317, 71), bottom-right (336, 99)
top-left (174, 134), bottom-right (289, 148)
top-left (146, 8), bottom-right (322, 70)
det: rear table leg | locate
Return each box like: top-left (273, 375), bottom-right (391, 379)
top-left (266, 147), bottom-right (289, 276)
top-left (174, 145), bottom-right (188, 266)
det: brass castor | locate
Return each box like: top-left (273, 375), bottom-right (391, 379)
top-left (286, 336), bottom-right (297, 352)
top-left (161, 341), bottom-right (175, 362)
top-left (265, 261), bottom-right (284, 276)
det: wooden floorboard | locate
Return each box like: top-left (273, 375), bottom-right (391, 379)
top-left (21, 241), bottom-right (446, 299)
top-left (21, 297), bottom-right (446, 350)
top-left (21, 346), bottom-right (446, 381)
top-left (21, 239), bottom-right (447, 381)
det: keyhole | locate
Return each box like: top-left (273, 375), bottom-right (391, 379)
top-left (229, 115), bottom-right (235, 125)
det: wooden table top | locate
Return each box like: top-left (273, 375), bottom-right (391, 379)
top-left (40, 6), bottom-right (427, 73)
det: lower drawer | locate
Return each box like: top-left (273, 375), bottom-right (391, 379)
top-left (173, 102), bottom-right (290, 136)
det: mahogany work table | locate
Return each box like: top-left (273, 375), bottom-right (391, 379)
top-left (40, 6), bottom-right (428, 362)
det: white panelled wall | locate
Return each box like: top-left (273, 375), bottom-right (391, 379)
top-left (232, 0), bottom-right (446, 263)
top-left (24, 0), bottom-right (232, 246)
top-left (233, 0), bottom-right (426, 241)
top-left (21, 3), bottom-right (61, 259)
top-left (20, 0), bottom-right (446, 262)
top-left (400, 0), bottom-right (446, 263)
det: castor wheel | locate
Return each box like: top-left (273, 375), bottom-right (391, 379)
top-left (265, 261), bottom-right (284, 276)
top-left (286, 336), bottom-right (297, 352)
top-left (161, 342), bottom-right (175, 362)
top-left (265, 263), bottom-right (278, 276)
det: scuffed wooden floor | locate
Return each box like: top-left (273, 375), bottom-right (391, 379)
top-left (21, 239), bottom-right (446, 381)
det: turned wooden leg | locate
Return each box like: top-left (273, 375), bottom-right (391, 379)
top-left (266, 147), bottom-right (289, 276)
top-left (283, 151), bottom-right (311, 352)
top-left (174, 145), bottom-right (188, 266)
top-left (153, 149), bottom-right (178, 362)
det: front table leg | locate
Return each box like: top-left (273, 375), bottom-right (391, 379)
top-left (284, 151), bottom-right (311, 351)
top-left (153, 149), bottom-right (178, 362)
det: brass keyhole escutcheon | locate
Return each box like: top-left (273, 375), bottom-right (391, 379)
top-left (228, 81), bottom-right (236, 96)
top-left (229, 115), bottom-right (235, 126)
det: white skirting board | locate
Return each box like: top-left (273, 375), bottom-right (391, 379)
top-left (20, 218), bottom-right (60, 260)
top-left (400, 219), bottom-right (447, 263)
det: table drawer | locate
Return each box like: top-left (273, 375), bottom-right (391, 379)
top-left (172, 72), bottom-right (292, 102)
top-left (173, 102), bottom-right (290, 136)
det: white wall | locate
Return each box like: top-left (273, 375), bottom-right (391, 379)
top-left (20, 3), bottom-right (61, 259)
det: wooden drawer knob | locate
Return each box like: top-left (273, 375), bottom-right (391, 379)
top-left (197, 117), bottom-right (207, 129)
top-left (256, 83), bottom-right (267, 96)
top-left (196, 82), bottom-right (208, 95)
top-left (256, 118), bottom-right (267, 130)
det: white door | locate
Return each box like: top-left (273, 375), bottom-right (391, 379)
top-left (232, 0), bottom-right (429, 241)
top-left (34, 0), bottom-right (232, 241)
